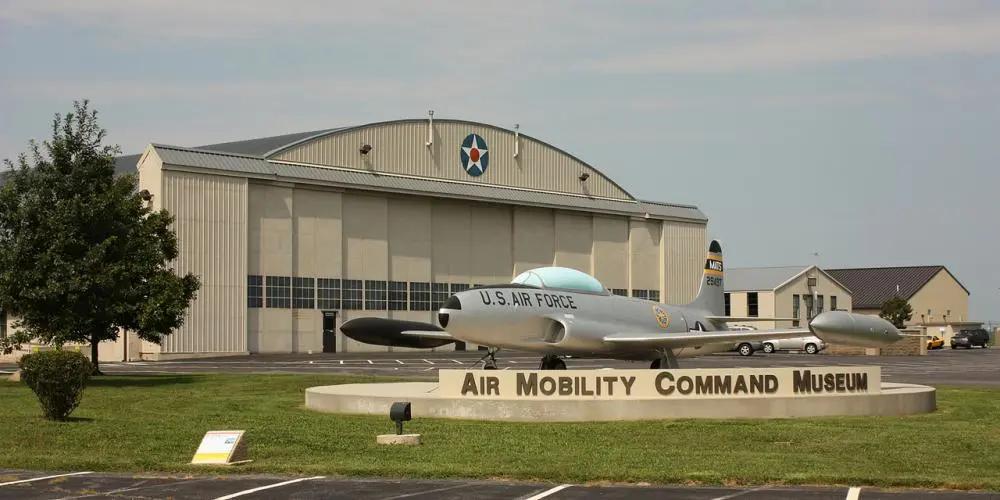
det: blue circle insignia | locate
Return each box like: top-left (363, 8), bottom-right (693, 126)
top-left (459, 133), bottom-right (489, 177)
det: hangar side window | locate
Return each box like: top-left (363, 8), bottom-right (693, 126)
top-left (611, 288), bottom-right (627, 297)
top-left (365, 280), bottom-right (387, 310)
top-left (247, 275), bottom-right (263, 308)
top-left (317, 279), bottom-right (341, 310)
top-left (631, 289), bottom-right (649, 300)
top-left (388, 281), bottom-right (408, 311)
top-left (342, 279), bottom-right (363, 310)
top-left (450, 283), bottom-right (470, 295)
top-left (431, 283), bottom-right (450, 310)
top-left (649, 290), bottom-right (660, 302)
top-left (292, 277), bottom-right (315, 309)
top-left (409, 282), bottom-right (430, 311)
top-left (747, 292), bottom-right (759, 317)
top-left (265, 276), bottom-right (291, 308)
top-left (792, 295), bottom-right (800, 327)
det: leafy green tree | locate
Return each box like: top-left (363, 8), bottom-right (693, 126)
top-left (879, 296), bottom-right (913, 329)
top-left (0, 100), bottom-right (200, 373)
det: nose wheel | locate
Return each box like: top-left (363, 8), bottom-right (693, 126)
top-left (477, 347), bottom-right (499, 370)
top-left (539, 354), bottom-right (567, 370)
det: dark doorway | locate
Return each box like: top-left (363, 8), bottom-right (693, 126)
top-left (455, 341), bottom-right (466, 351)
top-left (322, 311), bottom-right (338, 353)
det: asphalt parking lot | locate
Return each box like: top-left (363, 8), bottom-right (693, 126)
top-left (1, 470), bottom-right (997, 500)
top-left (5, 345), bottom-right (993, 387)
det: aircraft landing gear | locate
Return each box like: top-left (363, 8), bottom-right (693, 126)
top-left (539, 354), bottom-right (566, 370)
top-left (477, 347), bottom-right (499, 370)
top-left (650, 348), bottom-right (679, 369)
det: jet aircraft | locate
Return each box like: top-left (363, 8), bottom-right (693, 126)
top-left (341, 241), bottom-right (903, 369)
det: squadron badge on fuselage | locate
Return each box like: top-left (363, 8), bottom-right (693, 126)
top-left (653, 306), bottom-right (671, 329)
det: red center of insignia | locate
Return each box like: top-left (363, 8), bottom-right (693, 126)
top-left (470, 148), bottom-right (480, 162)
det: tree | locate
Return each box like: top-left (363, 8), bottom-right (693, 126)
top-left (0, 100), bottom-right (200, 373)
top-left (879, 296), bottom-right (913, 329)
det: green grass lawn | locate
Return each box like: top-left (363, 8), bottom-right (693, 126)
top-left (1, 374), bottom-right (998, 489)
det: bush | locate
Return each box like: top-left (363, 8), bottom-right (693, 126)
top-left (18, 350), bottom-right (92, 421)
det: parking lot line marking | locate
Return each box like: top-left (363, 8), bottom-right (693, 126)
top-left (452, 359), bottom-right (463, 364)
top-left (382, 482), bottom-right (475, 499)
top-left (367, 360), bottom-right (374, 364)
top-left (0, 471), bottom-right (92, 486)
top-left (213, 476), bottom-right (324, 500)
top-left (846, 486), bottom-right (861, 500)
top-left (423, 359), bottom-right (435, 365)
top-left (524, 484), bottom-right (572, 499)
top-left (396, 359), bottom-right (405, 364)
top-left (708, 486), bottom-right (770, 500)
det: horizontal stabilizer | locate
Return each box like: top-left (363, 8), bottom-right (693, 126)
top-left (604, 328), bottom-right (812, 349)
top-left (340, 317), bottom-right (454, 349)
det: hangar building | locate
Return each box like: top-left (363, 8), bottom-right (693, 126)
top-left (121, 118), bottom-right (708, 360)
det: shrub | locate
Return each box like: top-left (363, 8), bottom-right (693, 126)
top-left (18, 350), bottom-right (93, 421)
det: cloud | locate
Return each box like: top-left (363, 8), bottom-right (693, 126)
top-left (587, 15), bottom-right (1000, 74)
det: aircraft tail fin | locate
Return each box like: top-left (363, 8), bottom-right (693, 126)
top-left (687, 239), bottom-right (725, 315)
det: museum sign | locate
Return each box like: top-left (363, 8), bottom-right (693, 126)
top-left (438, 366), bottom-right (880, 400)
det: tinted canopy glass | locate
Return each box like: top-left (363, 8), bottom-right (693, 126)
top-left (511, 267), bottom-right (607, 294)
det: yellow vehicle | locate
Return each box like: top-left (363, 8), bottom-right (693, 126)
top-left (927, 336), bottom-right (944, 350)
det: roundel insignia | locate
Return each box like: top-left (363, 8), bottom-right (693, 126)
top-left (653, 306), bottom-right (671, 329)
top-left (459, 133), bottom-right (489, 177)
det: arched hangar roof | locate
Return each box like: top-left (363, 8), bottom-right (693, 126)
top-left (137, 118), bottom-right (706, 223)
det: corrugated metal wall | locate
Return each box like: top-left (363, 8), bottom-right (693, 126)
top-left (661, 221), bottom-right (707, 304)
top-left (162, 171), bottom-right (248, 354)
top-left (270, 121), bottom-right (633, 201)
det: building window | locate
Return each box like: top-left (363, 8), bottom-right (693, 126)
top-left (747, 292), bottom-right (759, 317)
top-left (724, 293), bottom-right (731, 316)
top-left (317, 278), bottom-right (341, 310)
top-left (342, 279), bottom-right (363, 310)
top-left (365, 280), bottom-right (387, 310)
top-left (409, 282), bottom-right (431, 311)
top-left (804, 295), bottom-right (814, 320)
top-left (649, 290), bottom-right (660, 302)
top-left (611, 288), bottom-right (628, 297)
top-left (265, 276), bottom-right (291, 308)
top-left (292, 277), bottom-right (315, 309)
top-left (450, 283), bottom-right (470, 294)
top-left (431, 283), bottom-right (450, 310)
top-left (248, 275), bottom-right (263, 308)
top-left (831, 295), bottom-right (838, 311)
top-left (631, 289), bottom-right (649, 300)
top-left (817, 295), bottom-right (824, 315)
top-left (792, 294), bottom-right (800, 327)
top-left (388, 281), bottom-right (408, 311)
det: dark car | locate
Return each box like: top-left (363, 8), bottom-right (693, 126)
top-left (951, 329), bottom-right (990, 349)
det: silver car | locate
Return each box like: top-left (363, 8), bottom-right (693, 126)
top-left (761, 336), bottom-right (826, 354)
top-left (728, 325), bottom-right (762, 356)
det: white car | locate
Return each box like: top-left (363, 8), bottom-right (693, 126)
top-left (761, 336), bottom-right (826, 354)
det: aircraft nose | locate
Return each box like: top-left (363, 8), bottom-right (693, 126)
top-left (438, 295), bottom-right (461, 328)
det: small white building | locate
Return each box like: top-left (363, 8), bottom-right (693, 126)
top-left (724, 266), bottom-right (853, 329)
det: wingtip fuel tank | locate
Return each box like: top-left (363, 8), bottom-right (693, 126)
top-left (809, 311), bottom-right (901, 347)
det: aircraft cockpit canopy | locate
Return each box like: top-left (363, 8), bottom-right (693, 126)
top-left (511, 267), bottom-right (608, 294)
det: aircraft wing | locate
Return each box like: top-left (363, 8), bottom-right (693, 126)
top-left (603, 328), bottom-right (812, 349)
top-left (706, 316), bottom-right (797, 322)
top-left (401, 330), bottom-right (454, 340)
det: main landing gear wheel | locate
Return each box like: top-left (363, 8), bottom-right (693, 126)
top-left (762, 343), bottom-right (775, 354)
top-left (477, 348), bottom-right (499, 370)
top-left (539, 355), bottom-right (566, 370)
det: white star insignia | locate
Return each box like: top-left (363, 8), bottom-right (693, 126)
top-left (461, 135), bottom-right (488, 175)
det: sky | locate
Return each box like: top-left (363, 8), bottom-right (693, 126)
top-left (1, 1), bottom-right (998, 323)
